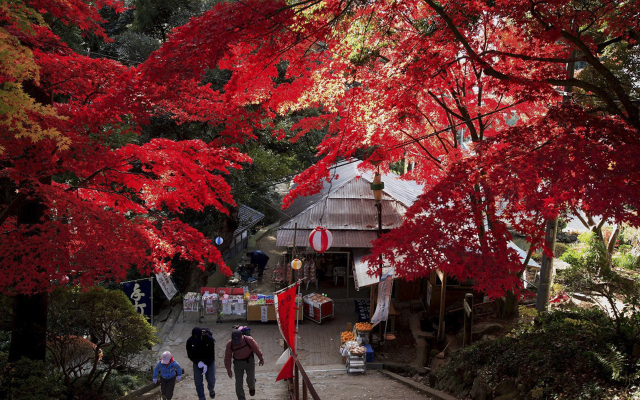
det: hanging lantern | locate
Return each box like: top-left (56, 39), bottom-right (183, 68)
top-left (215, 236), bottom-right (223, 246)
top-left (291, 258), bottom-right (302, 270)
top-left (309, 226), bottom-right (333, 253)
top-left (371, 172), bottom-right (384, 204)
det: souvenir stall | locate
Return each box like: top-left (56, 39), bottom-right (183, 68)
top-left (199, 287), bottom-right (220, 321)
top-left (303, 292), bottom-right (334, 323)
top-left (196, 287), bottom-right (247, 322)
top-left (217, 287), bottom-right (248, 321)
top-left (183, 292), bottom-right (201, 322)
top-left (246, 293), bottom-right (303, 322)
top-left (274, 257), bottom-right (318, 290)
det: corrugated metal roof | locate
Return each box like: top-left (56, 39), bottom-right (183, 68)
top-left (279, 198), bottom-right (407, 231)
top-left (276, 229), bottom-right (378, 248)
top-left (277, 160), bottom-right (424, 250)
top-left (232, 204), bottom-right (265, 237)
top-left (281, 161), bottom-right (424, 223)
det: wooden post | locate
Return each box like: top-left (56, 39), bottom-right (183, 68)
top-left (437, 270), bottom-right (447, 342)
top-left (290, 223), bottom-right (298, 285)
top-left (463, 293), bottom-right (474, 347)
top-left (295, 362), bottom-right (300, 400)
top-left (303, 377), bottom-right (308, 400)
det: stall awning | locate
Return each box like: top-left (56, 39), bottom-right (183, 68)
top-left (352, 249), bottom-right (395, 289)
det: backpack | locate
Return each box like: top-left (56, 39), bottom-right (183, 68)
top-left (235, 325), bottom-right (251, 337)
top-left (201, 327), bottom-right (215, 346)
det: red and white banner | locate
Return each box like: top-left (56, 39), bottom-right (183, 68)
top-left (274, 282), bottom-right (299, 382)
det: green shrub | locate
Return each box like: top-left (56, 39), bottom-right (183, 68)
top-left (0, 354), bottom-right (67, 400)
top-left (98, 370), bottom-right (146, 397)
top-left (435, 308), bottom-right (639, 400)
top-left (554, 242), bottom-right (569, 258)
top-left (612, 246), bottom-right (640, 270)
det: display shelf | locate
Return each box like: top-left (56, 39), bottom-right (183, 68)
top-left (346, 354), bottom-right (366, 374)
top-left (183, 292), bottom-right (201, 322)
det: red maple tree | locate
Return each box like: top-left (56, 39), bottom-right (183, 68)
top-left (4, 0), bottom-right (640, 361)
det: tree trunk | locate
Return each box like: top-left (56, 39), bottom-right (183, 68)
top-left (9, 198), bottom-right (49, 362)
top-left (9, 293), bottom-right (48, 361)
top-left (496, 290), bottom-right (519, 318)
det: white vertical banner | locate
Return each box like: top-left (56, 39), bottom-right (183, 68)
top-left (370, 274), bottom-right (393, 324)
top-left (155, 271), bottom-right (179, 301)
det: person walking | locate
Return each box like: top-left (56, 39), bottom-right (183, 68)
top-left (153, 351), bottom-right (182, 400)
top-left (246, 250), bottom-right (269, 278)
top-left (224, 329), bottom-right (265, 400)
top-left (186, 327), bottom-right (216, 399)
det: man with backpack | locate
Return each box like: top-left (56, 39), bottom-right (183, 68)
top-left (186, 327), bottom-right (216, 400)
top-left (224, 329), bottom-right (264, 399)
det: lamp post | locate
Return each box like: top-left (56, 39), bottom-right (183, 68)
top-left (371, 171), bottom-right (384, 351)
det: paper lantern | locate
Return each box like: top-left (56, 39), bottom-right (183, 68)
top-left (308, 226), bottom-right (333, 253)
top-left (215, 236), bottom-right (223, 245)
top-left (291, 258), bottom-right (302, 270)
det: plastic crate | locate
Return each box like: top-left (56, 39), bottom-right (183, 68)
top-left (364, 344), bottom-right (374, 363)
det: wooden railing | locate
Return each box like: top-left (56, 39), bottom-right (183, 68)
top-left (286, 356), bottom-right (321, 400)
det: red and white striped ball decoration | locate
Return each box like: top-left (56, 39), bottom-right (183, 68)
top-left (308, 226), bottom-right (333, 253)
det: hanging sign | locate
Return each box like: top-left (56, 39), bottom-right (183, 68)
top-left (155, 270), bottom-right (179, 301)
top-left (308, 226), bottom-right (333, 253)
top-left (122, 278), bottom-right (152, 322)
top-left (370, 274), bottom-right (393, 325)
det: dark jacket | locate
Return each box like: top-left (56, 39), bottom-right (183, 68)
top-left (247, 250), bottom-right (269, 268)
top-left (186, 333), bottom-right (215, 365)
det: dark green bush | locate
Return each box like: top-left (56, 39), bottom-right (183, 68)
top-left (435, 308), bottom-right (640, 399)
top-left (0, 354), bottom-right (67, 400)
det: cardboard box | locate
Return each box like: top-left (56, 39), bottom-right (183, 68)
top-left (247, 304), bottom-right (302, 322)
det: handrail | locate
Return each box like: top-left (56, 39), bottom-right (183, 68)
top-left (290, 356), bottom-right (321, 400)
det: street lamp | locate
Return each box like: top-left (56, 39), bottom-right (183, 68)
top-left (370, 171), bottom-right (385, 351)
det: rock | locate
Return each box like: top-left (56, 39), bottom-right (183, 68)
top-left (472, 322), bottom-right (504, 336)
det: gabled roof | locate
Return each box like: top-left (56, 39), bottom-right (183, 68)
top-left (233, 204), bottom-right (265, 237)
top-left (277, 161), bottom-right (424, 248)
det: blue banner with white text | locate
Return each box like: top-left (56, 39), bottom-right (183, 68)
top-left (122, 278), bottom-right (152, 322)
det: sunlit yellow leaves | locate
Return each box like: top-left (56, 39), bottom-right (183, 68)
top-left (0, 27), bottom-right (70, 154)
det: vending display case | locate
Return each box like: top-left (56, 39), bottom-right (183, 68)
top-left (303, 293), bottom-right (334, 324)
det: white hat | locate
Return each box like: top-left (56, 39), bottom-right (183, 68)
top-left (161, 351), bottom-right (172, 364)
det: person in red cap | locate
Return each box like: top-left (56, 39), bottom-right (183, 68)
top-left (224, 329), bottom-right (264, 399)
top-left (153, 351), bottom-right (182, 400)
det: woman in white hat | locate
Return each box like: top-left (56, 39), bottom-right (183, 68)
top-left (153, 351), bottom-right (182, 400)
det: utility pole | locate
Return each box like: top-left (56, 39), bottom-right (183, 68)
top-left (536, 52), bottom-right (576, 312)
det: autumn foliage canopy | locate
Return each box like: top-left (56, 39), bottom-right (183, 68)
top-left (2, 0), bottom-right (640, 298)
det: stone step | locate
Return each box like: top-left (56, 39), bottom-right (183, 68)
top-left (140, 365), bottom-right (436, 400)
